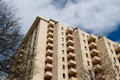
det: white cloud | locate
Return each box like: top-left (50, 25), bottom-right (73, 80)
top-left (4, 0), bottom-right (120, 35)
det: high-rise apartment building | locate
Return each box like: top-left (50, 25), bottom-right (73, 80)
top-left (8, 16), bottom-right (120, 80)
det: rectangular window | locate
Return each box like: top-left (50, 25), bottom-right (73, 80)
top-left (63, 65), bottom-right (65, 69)
top-left (86, 53), bottom-right (89, 58)
top-left (85, 46), bottom-right (87, 50)
top-left (62, 50), bottom-right (64, 54)
top-left (63, 73), bottom-right (65, 78)
top-left (62, 43), bottom-right (64, 47)
top-left (62, 57), bottom-right (65, 61)
top-left (83, 40), bottom-right (86, 44)
top-left (87, 61), bottom-right (90, 66)
top-left (62, 37), bottom-right (64, 41)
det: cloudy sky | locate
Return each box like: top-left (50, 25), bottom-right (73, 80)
top-left (5, 0), bottom-right (120, 42)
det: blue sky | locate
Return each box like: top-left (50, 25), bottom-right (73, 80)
top-left (5, 0), bottom-right (120, 42)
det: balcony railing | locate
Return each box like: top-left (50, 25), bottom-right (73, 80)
top-left (68, 60), bottom-right (76, 67)
top-left (117, 53), bottom-right (120, 61)
top-left (68, 68), bottom-right (77, 76)
top-left (92, 56), bottom-right (101, 65)
top-left (66, 34), bottom-right (73, 40)
top-left (114, 44), bottom-right (120, 53)
top-left (47, 37), bottom-right (53, 43)
top-left (45, 63), bottom-right (53, 71)
top-left (44, 71), bottom-right (53, 79)
top-left (45, 56), bottom-right (53, 63)
top-left (46, 49), bottom-right (53, 56)
top-left (66, 28), bottom-right (73, 35)
top-left (67, 39), bottom-right (74, 46)
top-left (67, 46), bottom-right (74, 52)
top-left (46, 43), bottom-right (53, 49)
top-left (90, 49), bottom-right (99, 57)
top-left (93, 64), bottom-right (102, 74)
top-left (88, 34), bottom-right (96, 43)
top-left (47, 32), bottom-right (54, 38)
top-left (89, 42), bottom-right (97, 50)
top-left (67, 52), bottom-right (75, 60)
top-left (48, 27), bottom-right (54, 33)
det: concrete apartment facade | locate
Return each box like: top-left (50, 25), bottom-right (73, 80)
top-left (8, 16), bottom-right (120, 80)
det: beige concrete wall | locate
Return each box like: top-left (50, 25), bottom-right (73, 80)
top-left (32, 19), bottom-right (48, 80)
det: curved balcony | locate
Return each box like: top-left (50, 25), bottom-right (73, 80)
top-left (45, 56), bottom-right (53, 64)
top-left (67, 46), bottom-right (74, 52)
top-left (92, 56), bottom-right (101, 65)
top-left (67, 52), bottom-right (75, 60)
top-left (114, 44), bottom-right (120, 53)
top-left (68, 60), bottom-right (76, 67)
top-left (67, 39), bottom-right (74, 46)
top-left (46, 43), bottom-right (53, 49)
top-left (117, 53), bottom-right (120, 61)
top-left (68, 68), bottom-right (77, 76)
top-left (44, 71), bottom-right (53, 79)
top-left (46, 49), bottom-right (53, 56)
top-left (20, 49), bottom-right (24, 53)
top-left (47, 37), bottom-right (53, 43)
top-left (45, 63), bottom-right (53, 71)
top-left (88, 34), bottom-right (97, 43)
top-left (93, 64), bottom-right (102, 74)
top-left (90, 49), bottom-right (99, 57)
top-left (89, 42), bottom-right (97, 50)
top-left (48, 27), bottom-right (54, 33)
top-left (48, 21), bottom-right (54, 28)
top-left (47, 32), bottom-right (54, 38)
top-left (66, 34), bottom-right (73, 40)
top-left (66, 28), bottom-right (73, 35)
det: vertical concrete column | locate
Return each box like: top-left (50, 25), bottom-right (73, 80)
top-left (32, 20), bottom-right (48, 80)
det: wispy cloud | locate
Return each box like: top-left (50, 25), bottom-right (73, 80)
top-left (5, 0), bottom-right (120, 35)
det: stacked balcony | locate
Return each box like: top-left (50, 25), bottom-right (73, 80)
top-left (44, 24), bottom-right (54, 80)
top-left (88, 34), bottom-right (96, 43)
top-left (89, 42), bottom-right (97, 50)
top-left (90, 49), bottom-right (99, 57)
top-left (44, 71), bottom-right (53, 79)
top-left (45, 63), bottom-right (53, 71)
top-left (87, 34), bottom-right (102, 74)
top-left (93, 64), bottom-right (102, 74)
top-left (66, 28), bottom-right (77, 79)
top-left (68, 60), bottom-right (76, 68)
top-left (67, 52), bottom-right (75, 60)
top-left (114, 44), bottom-right (120, 53)
top-left (92, 56), bottom-right (101, 65)
top-left (117, 53), bottom-right (120, 61)
top-left (68, 68), bottom-right (77, 76)
top-left (46, 49), bottom-right (53, 56)
top-left (45, 56), bottom-right (53, 64)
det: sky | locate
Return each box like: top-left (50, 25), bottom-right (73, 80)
top-left (4, 0), bottom-right (120, 42)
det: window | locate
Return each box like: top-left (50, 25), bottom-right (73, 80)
top-left (82, 34), bottom-right (85, 38)
top-left (62, 37), bottom-right (64, 41)
top-left (111, 49), bottom-right (114, 54)
top-left (113, 57), bottom-right (116, 62)
top-left (62, 50), bottom-right (64, 54)
top-left (61, 27), bottom-right (63, 30)
top-left (85, 46), bottom-right (87, 50)
top-left (87, 61), bottom-right (90, 66)
top-left (86, 53), bottom-right (89, 58)
top-left (108, 42), bottom-right (111, 46)
top-left (62, 32), bottom-right (64, 35)
top-left (63, 73), bottom-right (65, 78)
top-left (62, 57), bottom-right (65, 61)
top-left (62, 43), bottom-right (64, 47)
top-left (83, 40), bottom-right (86, 44)
top-left (63, 65), bottom-right (65, 69)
